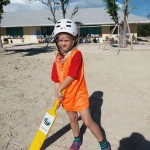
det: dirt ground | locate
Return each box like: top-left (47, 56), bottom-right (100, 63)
top-left (0, 43), bottom-right (150, 150)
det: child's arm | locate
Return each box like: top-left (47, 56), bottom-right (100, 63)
top-left (54, 82), bottom-right (60, 98)
top-left (57, 76), bottom-right (74, 99)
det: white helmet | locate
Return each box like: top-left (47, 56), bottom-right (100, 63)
top-left (53, 19), bottom-right (77, 37)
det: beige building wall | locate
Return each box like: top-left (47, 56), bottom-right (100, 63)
top-left (23, 26), bottom-right (41, 43)
top-left (23, 27), bottom-right (30, 43)
top-left (1, 28), bottom-right (6, 35)
top-left (1, 28), bottom-right (6, 43)
top-left (1, 24), bottom-right (138, 44)
top-left (102, 26), bottom-right (111, 41)
top-left (129, 24), bottom-right (137, 43)
top-left (1, 26), bottom-right (42, 44)
top-left (101, 24), bottom-right (138, 43)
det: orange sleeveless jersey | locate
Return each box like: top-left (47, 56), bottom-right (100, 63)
top-left (55, 49), bottom-right (89, 111)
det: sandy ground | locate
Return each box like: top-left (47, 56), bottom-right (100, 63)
top-left (0, 42), bottom-right (150, 150)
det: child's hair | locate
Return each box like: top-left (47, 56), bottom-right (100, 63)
top-left (53, 19), bottom-right (78, 56)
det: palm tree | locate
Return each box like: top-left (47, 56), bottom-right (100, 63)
top-left (103, 0), bottom-right (130, 48)
top-left (121, 0), bottom-right (130, 48)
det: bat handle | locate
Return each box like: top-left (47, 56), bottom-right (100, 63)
top-left (52, 89), bottom-right (66, 111)
top-left (61, 89), bottom-right (66, 95)
top-left (59, 89), bottom-right (66, 99)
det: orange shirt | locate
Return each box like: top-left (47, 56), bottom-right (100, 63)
top-left (51, 51), bottom-right (82, 82)
top-left (53, 49), bottom-right (89, 111)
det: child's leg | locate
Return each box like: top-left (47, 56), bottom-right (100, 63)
top-left (67, 111), bottom-right (81, 150)
top-left (67, 111), bottom-right (80, 137)
top-left (79, 108), bottom-right (103, 141)
top-left (79, 108), bottom-right (111, 150)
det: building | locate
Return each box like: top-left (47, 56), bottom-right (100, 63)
top-left (1, 7), bottom-right (150, 44)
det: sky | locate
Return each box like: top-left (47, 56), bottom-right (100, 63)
top-left (3, 0), bottom-right (150, 18)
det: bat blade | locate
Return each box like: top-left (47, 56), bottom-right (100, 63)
top-left (29, 100), bottom-right (60, 150)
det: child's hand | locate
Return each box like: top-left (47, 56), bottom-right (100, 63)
top-left (57, 89), bottom-right (65, 100)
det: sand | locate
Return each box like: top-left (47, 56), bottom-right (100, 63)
top-left (0, 42), bottom-right (150, 150)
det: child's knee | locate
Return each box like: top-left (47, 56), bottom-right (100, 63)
top-left (68, 114), bottom-right (78, 123)
top-left (70, 117), bottom-right (78, 123)
top-left (83, 119), bottom-right (93, 128)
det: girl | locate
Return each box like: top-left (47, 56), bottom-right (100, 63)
top-left (51, 19), bottom-right (111, 150)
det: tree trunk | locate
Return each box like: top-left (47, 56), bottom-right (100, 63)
top-left (0, 27), bottom-right (3, 49)
top-left (119, 18), bottom-right (127, 48)
top-left (126, 16), bottom-right (133, 49)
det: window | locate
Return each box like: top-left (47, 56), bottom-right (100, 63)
top-left (6, 27), bottom-right (23, 37)
top-left (41, 26), bottom-right (54, 36)
top-left (80, 26), bottom-right (101, 36)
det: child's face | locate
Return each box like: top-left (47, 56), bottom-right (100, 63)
top-left (57, 33), bottom-right (74, 53)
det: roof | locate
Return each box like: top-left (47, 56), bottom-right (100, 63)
top-left (1, 7), bottom-right (150, 27)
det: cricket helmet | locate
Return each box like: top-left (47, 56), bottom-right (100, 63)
top-left (53, 19), bottom-right (77, 37)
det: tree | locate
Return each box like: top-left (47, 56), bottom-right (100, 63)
top-left (121, 0), bottom-right (130, 48)
top-left (103, 0), bottom-right (119, 25)
top-left (103, 0), bottom-right (131, 48)
top-left (30, 0), bottom-right (78, 23)
top-left (30, 0), bottom-right (78, 47)
top-left (0, 0), bottom-right (10, 49)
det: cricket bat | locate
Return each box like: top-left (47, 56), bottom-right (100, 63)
top-left (29, 91), bottom-right (65, 150)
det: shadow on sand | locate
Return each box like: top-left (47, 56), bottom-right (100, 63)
top-left (41, 91), bottom-right (106, 150)
top-left (3, 45), bottom-right (55, 56)
top-left (118, 132), bottom-right (150, 150)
